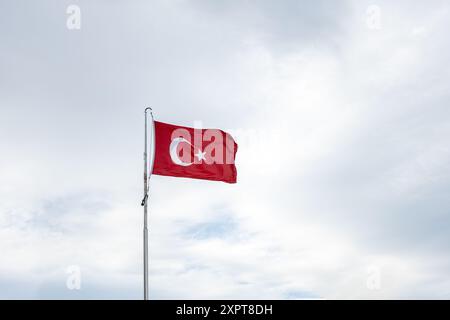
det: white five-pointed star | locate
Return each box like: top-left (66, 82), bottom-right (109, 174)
top-left (195, 149), bottom-right (206, 162)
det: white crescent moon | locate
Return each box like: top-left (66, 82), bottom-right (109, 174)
top-left (169, 137), bottom-right (193, 166)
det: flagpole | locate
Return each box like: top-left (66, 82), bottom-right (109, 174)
top-left (142, 107), bottom-right (155, 300)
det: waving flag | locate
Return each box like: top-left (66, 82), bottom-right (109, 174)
top-left (152, 121), bottom-right (238, 183)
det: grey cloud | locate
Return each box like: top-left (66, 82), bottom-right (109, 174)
top-left (189, 0), bottom-right (350, 52)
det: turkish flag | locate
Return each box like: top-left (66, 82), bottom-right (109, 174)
top-left (152, 121), bottom-right (238, 183)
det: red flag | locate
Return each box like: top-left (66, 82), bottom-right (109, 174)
top-left (152, 121), bottom-right (238, 183)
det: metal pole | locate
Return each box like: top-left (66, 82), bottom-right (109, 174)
top-left (142, 107), bottom-right (154, 300)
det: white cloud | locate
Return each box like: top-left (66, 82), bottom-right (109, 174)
top-left (1, 0), bottom-right (450, 299)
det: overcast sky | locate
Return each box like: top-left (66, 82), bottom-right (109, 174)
top-left (1, 0), bottom-right (450, 299)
